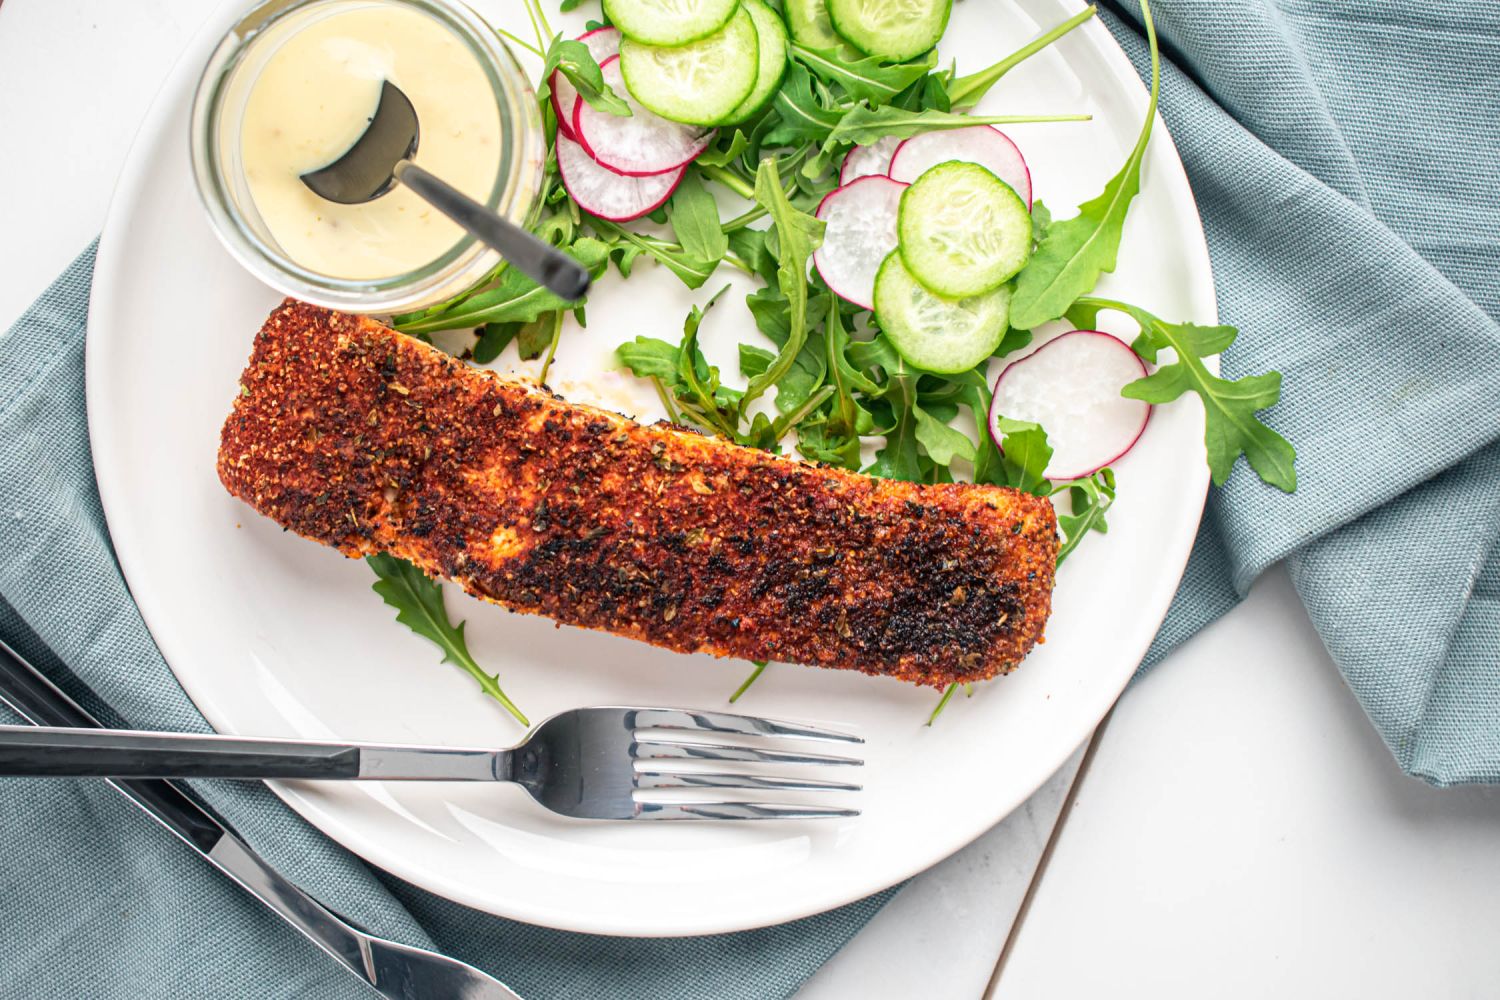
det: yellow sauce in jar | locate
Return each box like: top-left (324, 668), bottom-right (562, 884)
top-left (239, 3), bottom-right (503, 279)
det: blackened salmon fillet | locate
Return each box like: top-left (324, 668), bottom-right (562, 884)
top-left (217, 300), bottom-right (1058, 688)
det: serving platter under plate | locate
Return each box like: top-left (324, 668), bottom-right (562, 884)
top-left (88, 0), bottom-right (1215, 936)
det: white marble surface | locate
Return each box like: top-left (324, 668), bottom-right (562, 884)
top-left (5, 2), bottom-right (1499, 998)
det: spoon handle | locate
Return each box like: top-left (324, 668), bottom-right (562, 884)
top-left (394, 160), bottom-right (591, 300)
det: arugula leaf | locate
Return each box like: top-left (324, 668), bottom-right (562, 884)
top-left (590, 220), bottom-right (719, 288)
top-left (696, 129), bottom-right (752, 169)
top-left (1055, 468), bottom-right (1116, 565)
top-left (675, 296), bottom-right (735, 434)
top-left (729, 661), bottom-right (770, 702)
top-left (366, 554), bottom-right (528, 726)
top-left (394, 238), bottom-right (609, 334)
top-left (913, 403), bottom-right (977, 465)
top-left (738, 159), bottom-right (826, 415)
top-left (728, 227), bottom-right (778, 283)
top-left (828, 105), bottom-right (1090, 146)
top-left (515, 315), bottom-right (556, 361)
top-left (738, 342), bottom-right (777, 378)
top-left (765, 63), bottom-right (845, 146)
top-left (473, 322), bottom-right (520, 365)
top-left (866, 376), bottom-right (923, 481)
top-left (616, 336), bottom-right (681, 381)
top-left (791, 45), bottom-right (936, 105)
top-left (847, 333), bottom-right (903, 376)
top-left (946, 5), bottom-right (1097, 109)
top-left (1008, 0), bottom-right (1158, 330)
top-left (667, 171), bottom-right (729, 264)
top-left (1030, 199), bottom-right (1052, 244)
top-left (824, 296), bottom-right (878, 425)
top-left (541, 36), bottom-right (630, 117)
top-left (621, 290), bottom-right (747, 439)
top-left (989, 416), bottom-right (1054, 496)
top-left (1075, 297), bottom-right (1297, 491)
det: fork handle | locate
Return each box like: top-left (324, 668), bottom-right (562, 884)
top-left (0, 726), bottom-right (361, 779)
top-left (0, 725), bottom-right (510, 782)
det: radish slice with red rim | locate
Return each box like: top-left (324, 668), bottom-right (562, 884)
top-left (551, 27), bottom-right (621, 141)
top-left (574, 56), bottom-right (715, 176)
top-left (889, 126), bottom-right (1032, 207)
top-left (813, 176), bottom-right (907, 310)
top-left (990, 331), bottom-right (1150, 480)
top-left (840, 135), bottom-right (902, 186)
top-left (557, 133), bottom-right (686, 222)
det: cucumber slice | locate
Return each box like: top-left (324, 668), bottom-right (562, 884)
top-left (619, 7), bottom-right (760, 127)
top-left (874, 252), bottom-right (1011, 374)
top-left (602, 0), bottom-right (739, 47)
top-left (723, 0), bottom-right (788, 124)
top-left (897, 161), bottom-right (1032, 298)
top-left (784, 0), bottom-right (864, 60)
top-left (827, 0), bottom-right (952, 62)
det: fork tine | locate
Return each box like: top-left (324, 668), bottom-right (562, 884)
top-left (632, 738), bottom-right (862, 766)
top-left (622, 708), bottom-right (863, 744)
top-left (634, 770), bottom-right (863, 792)
top-left (635, 801), bottom-right (860, 821)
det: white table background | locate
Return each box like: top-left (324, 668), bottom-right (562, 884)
top-left (4, 2), bottom-right (1498, 997)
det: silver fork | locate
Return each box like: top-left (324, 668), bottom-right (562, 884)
top-left (0, 706), bottom-right (863, 820)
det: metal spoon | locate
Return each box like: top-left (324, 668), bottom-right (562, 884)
top-left (301, 80), bottom-right (589, 300)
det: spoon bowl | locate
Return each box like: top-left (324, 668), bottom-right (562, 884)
top-left (301, 80), bottom-right (589, 300)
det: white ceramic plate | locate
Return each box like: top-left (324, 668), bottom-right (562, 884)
top-left (88, 0), bottom-right (1216, 936)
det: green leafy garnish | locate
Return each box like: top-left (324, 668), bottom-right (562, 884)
top-left (946, 5), bottom-right (1098, 110)
top-left (1009, 0), bottom-right (1158, 330)
top-left (393, 239), bottom-right (608, 334)
top-left (737, 159), bottom-right (826, 417)
top-left (1055, 468), bottom-right (1116, 565)
top-left (367, 554), bottom-right (529, 726)
top-left (539, 35), bottom-right (630, 117)
top-left (790, 45), bottom-right (937, 105)
top-left (827, 106), bottom-right (1091, 146)
top-left (667, 171), bottom-right (729, 265)
top-left (729, 661), bottom-right (769, 703)
top-left (1074, 297), bottom-right (1297, 491)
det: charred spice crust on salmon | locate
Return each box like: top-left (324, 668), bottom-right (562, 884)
top-left (218, 301), bottom-right (1058, 688)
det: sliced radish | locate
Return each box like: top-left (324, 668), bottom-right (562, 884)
top-left (889, 126), bottom-right (1032, 207)
top-left (840, 135), bottom-right (902, 186)
top-left (574, 56), bottom-right (715, 177)
top-left (557, 133), bottom-right (686, 222)
top-left (551, 27), bottom-right (621, 141)
top-left (813, 176), bottom-right (906, 310)
top-left (990, 331), bottom-right (1150, 480)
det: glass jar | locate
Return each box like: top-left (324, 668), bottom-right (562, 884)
top-left (190, 0), bottom-right (545, 315)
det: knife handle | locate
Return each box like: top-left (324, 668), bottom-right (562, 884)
top-left (0, 725), bottom-right (363, 780)
top-left (0, 639), bottom-right (225, 852)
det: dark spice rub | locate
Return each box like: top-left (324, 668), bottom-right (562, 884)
top-left (218, 301), bottom-right (1059, 688)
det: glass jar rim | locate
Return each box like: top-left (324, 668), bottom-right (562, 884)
top-left (189, 0), bottom-right (542, 314)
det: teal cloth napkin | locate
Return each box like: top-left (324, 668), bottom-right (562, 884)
top-left (3, 0), bottom-right (1500, 995)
